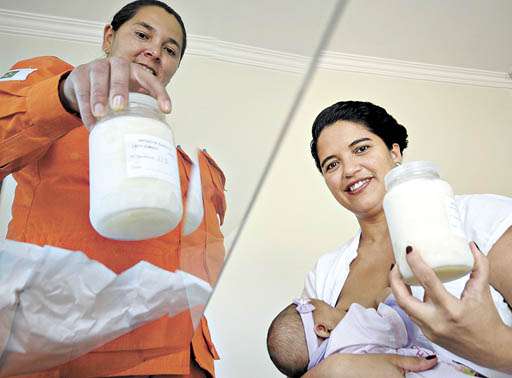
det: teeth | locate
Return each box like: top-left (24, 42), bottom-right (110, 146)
top-left (349, 179), bottom-right (370, 192)
top-left (140, 64), bottom-right (156, 76)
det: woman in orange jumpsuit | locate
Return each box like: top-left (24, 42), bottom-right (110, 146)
top-left (0, 1), bottom-right (226, 377)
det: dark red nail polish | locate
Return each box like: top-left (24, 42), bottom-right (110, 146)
top-left (425, 355), bottom-right (437, 360)
top-left (406, 246), bottom-right (413, 254)
top-left (390, 263), bottom-right (395, 271)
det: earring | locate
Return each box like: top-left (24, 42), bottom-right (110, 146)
top-left (395, 162), bottom-right (401, 167)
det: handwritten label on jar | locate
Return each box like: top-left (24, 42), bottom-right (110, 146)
top-left (125, 134), bottom-right (176, 183)
top-left (445, 197), bottom-right (467, 240)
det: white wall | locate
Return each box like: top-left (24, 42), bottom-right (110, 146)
top-left (205, 68), bottom-right (512, 377)
top-left (2, 14), bottom-right (512, 378)
top-left (0, 33), bottom-right (306, 244)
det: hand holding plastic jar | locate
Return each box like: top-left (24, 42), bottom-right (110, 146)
top-left (89, 93), bottom-right (182, 240)
top-left (383, 161), bottom-right (474, 284)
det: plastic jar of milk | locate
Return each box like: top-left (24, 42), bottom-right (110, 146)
top-left (383, 161), bottom-right (473, 284)
top-left (89, 92), bottom-right (182, 240)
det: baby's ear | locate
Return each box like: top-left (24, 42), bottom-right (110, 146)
top-left (314, 323), bottom-right (330, 338)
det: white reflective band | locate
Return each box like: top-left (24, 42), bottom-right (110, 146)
top-left (0, 68), bottom-right (37, 81)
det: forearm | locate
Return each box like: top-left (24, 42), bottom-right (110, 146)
top-left (486, 226), bottom-right (512, 372)
top-left (302, 354), bottom-right (405, 378)
top-left (463, 322), bottom-right (512, 374)
top-left (301, 355), bottom-right (347, 378)
top-left (0, 146), bottom-right (50, 180)
top-left (302, 354), bottom-right (361, 378)
top-left (490, 323), bottom-right (512, 373)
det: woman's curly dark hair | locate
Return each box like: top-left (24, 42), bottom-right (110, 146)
top-left (310, 101), bottom-right (409, 172)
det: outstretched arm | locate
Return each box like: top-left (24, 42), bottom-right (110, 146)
top-left (0, 55), bottom-right (173, 180)
top-left (303, 353), bottom-right (438, 378)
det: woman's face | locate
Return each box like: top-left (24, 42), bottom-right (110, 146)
top-left (316, 121), bottom-right (401, 219)
top-left (102, 6), bottom-right (184, 86)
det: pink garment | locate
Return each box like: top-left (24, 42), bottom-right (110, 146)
top-left (325, 302), bottom-right (430, 356)
top-left (325, 302), bottom-right (471, 378)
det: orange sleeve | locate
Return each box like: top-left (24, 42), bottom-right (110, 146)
top-left (0, 56), bottom-right (83, 180)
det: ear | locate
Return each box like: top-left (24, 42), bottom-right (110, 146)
top-left (390, 143), bottom-right (402, 165)
top-left (314, 323), bottom-right (331, 339)
top-left (102, 25), bottom-right (114, 56)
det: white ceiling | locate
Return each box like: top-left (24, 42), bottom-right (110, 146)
top-left (0, 0), bottom-right (511, 72)
top-left (333, 0), bottom-right (512, 72)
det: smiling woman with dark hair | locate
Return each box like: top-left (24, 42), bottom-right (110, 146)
top-left (0, 1), bottom-right (226, 377)
top-left (294, 101), bottom-right (512, 377)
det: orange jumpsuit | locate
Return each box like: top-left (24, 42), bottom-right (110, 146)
top-left (0, 56), bottom-right (226, 377)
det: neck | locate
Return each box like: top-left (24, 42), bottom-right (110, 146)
top-left (357, 210), bottom-right (390, 245)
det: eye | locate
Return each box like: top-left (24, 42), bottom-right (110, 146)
top-left (164, 46), bottom-right (177, 57)
top-left (354, 145), bottom-right (370, 154)
top-left (135, 31), bottom-right (149, 40)
top-left (324, 160), bottom-right (339, 173)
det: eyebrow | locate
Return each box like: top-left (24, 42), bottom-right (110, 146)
top-left (348, 137), bottom-right (371, 148)
top-left (319, 137), bottom-right (372, 170)
top-left (134, 21), bottom-right (182, 51)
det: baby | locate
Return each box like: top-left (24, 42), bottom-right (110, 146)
top-left (267, 291), bottom-right (479, 377)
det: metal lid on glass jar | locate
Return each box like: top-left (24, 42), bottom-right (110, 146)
top-left (128, 92), bottom-right (159, 111)
top-left (384, 161), bottom-right (440, 191)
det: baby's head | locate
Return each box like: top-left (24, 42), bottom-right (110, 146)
top-left (267, 298), bottom-right (345, 377)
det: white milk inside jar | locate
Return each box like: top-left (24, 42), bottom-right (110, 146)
top-left (89, 93), bottom-right (183, 240)
top-left (383, 161), bottom-right (473, 284)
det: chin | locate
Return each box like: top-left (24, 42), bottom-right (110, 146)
top-left (358, 202), bottom-right (385, 219)
top-left (345, 196), bottom-right (384, 218)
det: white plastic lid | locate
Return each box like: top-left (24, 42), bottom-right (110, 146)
top-left (128, 92), bottom-right (159, 111)
top-left (384, 160), bottom-right (440, 191)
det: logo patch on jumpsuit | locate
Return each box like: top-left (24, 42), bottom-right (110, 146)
top-left (0, 68), bottom-right (37, 81)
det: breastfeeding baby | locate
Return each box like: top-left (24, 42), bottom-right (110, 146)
top-left (267, 289), bottom-right (474, 377)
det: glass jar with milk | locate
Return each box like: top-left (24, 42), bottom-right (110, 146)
top-left (89, 92), bottom-right (182, 240)
top-left (383, 161), bottom-right (473, 284)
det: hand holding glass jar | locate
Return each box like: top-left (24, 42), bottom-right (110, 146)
top-left (89, 93), bottom-right (182, 240)
top-left (383, 161), bottom-right (474, 285)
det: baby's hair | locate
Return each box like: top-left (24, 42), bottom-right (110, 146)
top-left (267, 304), bottom-right (309, 377)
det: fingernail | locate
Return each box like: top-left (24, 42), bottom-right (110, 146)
top-left (111, 95), bottom-right (124, 111)
top-left (425, 355), bottom-right (437, 360)
top-left (406, 246), bottom-right (413, 254)
top-left (390, 263), bottom-right (395, 271)
top-left (93, 103), bottom-right (105, 117)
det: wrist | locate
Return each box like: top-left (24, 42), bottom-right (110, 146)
top-left (495, 324), bottom-right (512, 373)
top-left (58, 72), bottom-right (80, 118)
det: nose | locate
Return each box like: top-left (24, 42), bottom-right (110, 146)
top-left (343, 156), bottom-right (361, 179)
top-left (143, 48), bottom-right (161, 63)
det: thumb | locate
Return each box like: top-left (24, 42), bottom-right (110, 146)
top-left (467, 242), bottom-right (490, 291)
top-left (461, 242), bottom-right (492, 303)
top-left (389, 354), bottom-right (438, 372)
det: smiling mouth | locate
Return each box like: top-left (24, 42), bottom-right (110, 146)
top-left (345, 178), bottom-right (372, 194)
top-left (138, 63), bottom-right (157, 76)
